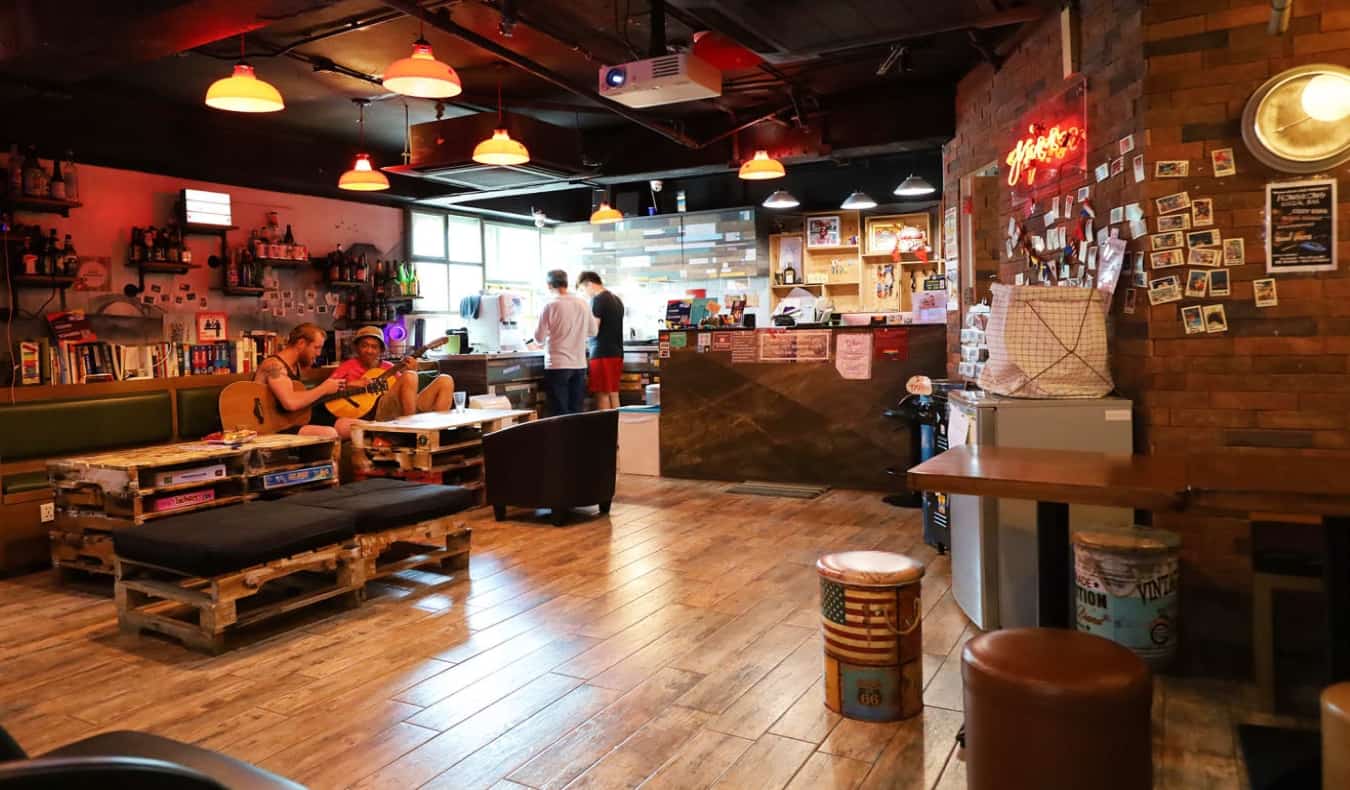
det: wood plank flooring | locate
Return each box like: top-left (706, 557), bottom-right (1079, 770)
top-left (0, 475), bottom-right (1256, 788)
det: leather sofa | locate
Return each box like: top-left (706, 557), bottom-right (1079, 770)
top-left (483, 410), bottom-right (618, 526)
top-left (0, 726), bottom-right (303, 789)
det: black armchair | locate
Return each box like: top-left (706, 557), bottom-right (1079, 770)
top-left (483, 410), bottom-right (619, 526)
top-left (0, 727), bottom-right (305, 789)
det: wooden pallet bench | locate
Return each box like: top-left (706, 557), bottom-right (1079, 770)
top-left (354, 515), bottom-right (471, 582)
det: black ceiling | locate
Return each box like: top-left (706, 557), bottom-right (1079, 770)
top-left (0, 0), bottom-right (1052, 218)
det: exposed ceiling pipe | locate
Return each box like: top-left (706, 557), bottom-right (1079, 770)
top-left (379, 0), bottom-right (704, 149)
top-left (1269, 0), bottom-right (1292, 34)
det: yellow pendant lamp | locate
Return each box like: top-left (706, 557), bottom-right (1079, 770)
top-left (205, 35), bottom-right (284, 113)
top-left (339, 99), bottom-right (390, 192)
top-left (472, 79), bottom-right (530, 166)
top-left (738, 149), bottom-right (785, 180)
top-left (590, 201), bottom-right (622, 224)
top-left (382, 14), bottom-right (461, 100)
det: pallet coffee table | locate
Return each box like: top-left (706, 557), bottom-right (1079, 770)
top-left (349, 408), bottom-right (533, 499)
top-left (49, 434), bottom-right (340, 576)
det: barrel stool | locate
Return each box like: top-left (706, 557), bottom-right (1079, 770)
top-left (1325, 682), bottom-right (1350, 790)
top-left (816, 551), bottom-right (925, 722)
top-left (962, 628), bottom-right (1152, 790)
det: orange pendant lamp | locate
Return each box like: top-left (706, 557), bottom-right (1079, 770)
top-left (738, 149), bottom-right (785, 180)
top-left (339, 99), bottom-right (390, 192)
top-left (382, 16), bottom-right (461, 99)
top-left (205, 35), bottom-right (284, 113)
top-left (472, 79), bottom-right (530, 166)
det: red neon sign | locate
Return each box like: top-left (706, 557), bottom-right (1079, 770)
top-left (1004, 122), bottom-right (1085, 188)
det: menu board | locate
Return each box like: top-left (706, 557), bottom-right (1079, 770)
top-left (1267, 179), bottom-right (1337, 274)
top-left (758, 330), bottom-right (831, 362)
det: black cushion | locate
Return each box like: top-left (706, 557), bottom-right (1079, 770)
top-left (113, 502), bottom-right (356, 577)
top-left (283, 478), bottom-right (474, 533)
top-left (48, 731), bottom-right (303, 790)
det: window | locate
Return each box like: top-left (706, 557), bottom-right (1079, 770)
top-left (447, 263), bottom-right (484, 311)
top-left (414, 260), bottom-right (450, 313)
top-left (410, 211), bottom-right (446, 260)
top-left (448, 215), bottom-right (483, 263)
top-left (484, 223), bottom-right (541, 284)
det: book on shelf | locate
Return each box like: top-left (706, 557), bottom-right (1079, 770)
top-left (39, 338), bottom-right (262, 385)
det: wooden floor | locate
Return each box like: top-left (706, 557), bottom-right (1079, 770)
top-left (0, 476), bottom-right (1265, 788)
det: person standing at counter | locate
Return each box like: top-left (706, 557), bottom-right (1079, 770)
top-left (531, 269), bottom-right (596, 415)
top-left (578, 271), bottom-right (624, 411)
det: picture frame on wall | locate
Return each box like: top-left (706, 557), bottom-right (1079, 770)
top-left (865, 213), bottom-right (932, 260)
top-left (806, 215), bottom-right (842, 248)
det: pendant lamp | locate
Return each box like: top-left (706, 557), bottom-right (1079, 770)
top-left (383, 15), bottom-right (461, 99)
top-left (840, 190), bottom-right (877, 210)
top-left (893, 174), bottom-right (936, 196)
top-left (339, 99), bottom-right (390, 192)
top-left (205, 35), bottom-right (284, 113)
top-left (590, 201), bottom-right (622, 224)
top-left (762, 190), bottom-right (799, 209)
top-left (738, 149), bottom-right (785, 180)
top-left (473, 78), bottom-right (530, 166)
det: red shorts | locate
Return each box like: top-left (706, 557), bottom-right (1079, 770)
top-left (588, 356), bottom-right (622, 393)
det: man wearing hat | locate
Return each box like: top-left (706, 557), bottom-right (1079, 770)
top-left (324, 325), bottom-right (455, 439)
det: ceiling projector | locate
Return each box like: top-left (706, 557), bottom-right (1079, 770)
top-left (598, 54), bottom-right (723, 108)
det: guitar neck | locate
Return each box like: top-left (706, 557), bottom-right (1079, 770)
top-left (316, 381), bottom-right (384, 405)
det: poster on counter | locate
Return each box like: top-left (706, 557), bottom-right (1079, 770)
top-left (759, 330), bottom-right (831, 362)
top-left (712, 332), bottom-right (733, 352)
top-left (730, 331), bottom-right (758, 363)
top-left (668, 332), bottom-right (688, 350)
top-left (873, 327), bottom-right (909, 361)
top-left (1267, 178), bottom-right (1337, 274)
top-left (834, 332), bottom-right (873, 380)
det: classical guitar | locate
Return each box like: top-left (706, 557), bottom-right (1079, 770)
top-left (320, 335), bottom-right (451, 420)
top-left (218, 336), bottom-right (452, 434)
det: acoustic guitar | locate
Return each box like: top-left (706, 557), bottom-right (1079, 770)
top-left (217, 336), bottom-right (449, 434)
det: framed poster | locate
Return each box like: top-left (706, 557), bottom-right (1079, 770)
top-left (865, 213), bottom-right (932, 260)
top-left (195, 311), bottom-right (228, 342)
top-left (1267, 178), bottom-right (1337, 274)
top-left (805, 215), bottom-right (841, 248)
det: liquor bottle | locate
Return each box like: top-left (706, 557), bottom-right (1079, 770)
top-left (356, 255), bottom-right (368, 283)
top-left (346, 293), bottom-right (357, 320)
top-left (62, 151), bottom-right (78, 201)
top-left (327, 250), bottom-right (340, 283)
top-left (48, 158), bottom-right (65, 200)
top-left (7, 144), bottom-right (21, 198)
top-left (373, 260), bottom-right (385, 297)
top-left (250, 256), bottom-right (264, 289)
top-left (227, 251), bottom-right (241, 288)
top-left (20, 234), bottom-right (36, 275)
top-left (44, 229), bottom-right (59, 275)
top-left (283, 224), bottom-right (294, 244)
top-left (61, 234), bottom-right (77, 276)
top-left (22, 146), bottom-right (43, 197)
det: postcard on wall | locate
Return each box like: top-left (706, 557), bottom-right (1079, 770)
top-left (834, 332), bottom-right (872, 380)
top-left (1192, 198), bottom-right (1214, 227)
top-left (1125, 203), bottom-right (1144, 222)
top-left (1182, 305), bottom-right (1205, 335)
top-left (1156, 191), bottom-right (1192, 214)
top-left (1109, 206), bottom-right (1124, 225)
top-left (806, 215), bottom-right (842, 248)
top-left (1208, 269), bottom-right (1231, 296)
top-left (1254, 278), bottom-right (1278, 307)
top-left (1267, 178), bottom-right (1337, 274)
top-left (1151, 249), bottom-right (1185, 269)
top-left (1064, 192), bottom-right (1076, 213)
top-left (1185, 269), bottom-right (1209, 298)
top-left (1133, 270), bottom-right (1148, 287)
top-left (1123, 288), bottom-right (1137, 314)
top-left (1187, 229), bottom-right (1222, 248)
top-left (1203, 304), bottom-right (1228, 333)
top-left (1133, 155), bottom-right (1146, 183)
top-left (1149, 275), bottom-right (1182, 304)
top-left (1212, 148), bottom-right (1236, 177)
top-left (196, 313), bottom-right (228, 342)
top-left (1077, 185), bottom-right (1091, 202)
top-left (1155, 160), bottom-right (1189, 178)
top-left (1094, 162), bottom-right (1110, 182)
top-left (1157, 213), bottom-right (1190, 232)
top-left (1119, 134), bottom-right (1136, 155)
top-left (1129, 219), bottom-right (1148, 239)
top-left (1224, 238), bottom-right (1246, 267)
top-left (1189, 247), bottom-right (1222, 268)
top-left (1151, 231), bottom-right (1184, 251)
top-left (1111, 157), bottom-right (1125, 178)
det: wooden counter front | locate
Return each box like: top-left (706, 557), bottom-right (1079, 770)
top-left (658, 325), bottom-right (946, 490)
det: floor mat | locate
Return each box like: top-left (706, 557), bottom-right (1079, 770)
top-left (725, 482), bottom-right (829, 499)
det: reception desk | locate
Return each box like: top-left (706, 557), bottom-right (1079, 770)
top-left (658, 324), bottom-right (947, 490)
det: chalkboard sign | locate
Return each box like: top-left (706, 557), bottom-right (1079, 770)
top-left (1267, 178), bottom-right (1338, 274)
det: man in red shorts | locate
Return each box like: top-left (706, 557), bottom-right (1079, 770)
top-left (577, 271), bottom-right (624, 410)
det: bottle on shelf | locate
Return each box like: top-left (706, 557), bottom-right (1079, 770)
top-left (355, 255), bottom-right (368, 283)
top-left (49, 158), bottom-right (65, 200)
top-left (61, 234), bottom-right (77, 276)
top-left (227, 250), bottom-right (242, 288)
top-left (129, 227), bottom-right (144, 262)
top-left (22, 146), bottom-right (43, 197)
top-left (7, 144), bottom-right (22, 198)
top-left (283, 224), bottom-right (294, 245)
top-left (44, 229), bottom-right (59, 275)
top-left (327, 249), bottom-right (341, 283)
top-left (20, 232), bottom-right (36, 275)
top-left (62, 151), bottom-right (78, 201)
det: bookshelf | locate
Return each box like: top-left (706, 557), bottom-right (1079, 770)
top-left (1, 365), bottom-right (336, 406)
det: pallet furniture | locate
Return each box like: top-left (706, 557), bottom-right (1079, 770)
top-left (49, 434), bottom-right (340, 576)
top-left (349, 408), bottom-right (533, 500)
top-left (114, 480), bottom-right (475, 654)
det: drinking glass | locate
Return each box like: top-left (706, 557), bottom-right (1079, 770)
top-left (454, 391), bottom-right (467, 412)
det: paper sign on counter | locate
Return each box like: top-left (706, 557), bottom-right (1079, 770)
top-left (834, 332), bottom-right (872, 380)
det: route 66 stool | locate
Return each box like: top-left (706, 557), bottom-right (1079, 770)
top-left (962, 628), bottom-right (1152, 790)
top-left (816, 550), bottom-right (925, 722)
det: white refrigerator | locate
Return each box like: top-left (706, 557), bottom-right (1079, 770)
top-left (947, 391), bottom-right (1134, 630)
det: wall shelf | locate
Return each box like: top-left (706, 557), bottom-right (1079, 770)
top-left (327, 280), bottom-right (364, 289)
top-left (222, 286), bottom-right (266, 297)
top-left (3, 196), bottom-right (83, 217)
top-left (11, 273), bottom-right (76, 288)
top-left (253, 257), bottom-right (312, 267)
top-left (183, 223), bottom-right (237, 235)
top-left (128, 261), bottom-right (194, 274)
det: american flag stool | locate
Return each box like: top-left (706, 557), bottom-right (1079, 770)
top-left (816, 550), bottom-right (925, 722)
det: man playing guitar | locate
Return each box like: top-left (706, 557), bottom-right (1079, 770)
top-left (254, 323), bottom-right (343, 438)
top-left (327, 326), bottom-right (456, 439)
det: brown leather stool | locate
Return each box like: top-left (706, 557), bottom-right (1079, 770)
top-left (1324, 682), bottom-right (1350, 790)
top-left (962, 628), bottom-right (1152, 790)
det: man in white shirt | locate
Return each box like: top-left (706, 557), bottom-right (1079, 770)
top-left (531, 269), bottom-right (596, 415)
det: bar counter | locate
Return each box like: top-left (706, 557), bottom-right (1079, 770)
top-left (658, 323), bottom-right (947, 490)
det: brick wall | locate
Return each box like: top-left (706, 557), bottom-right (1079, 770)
top-left (945, 0), bottom-right (1350, 675)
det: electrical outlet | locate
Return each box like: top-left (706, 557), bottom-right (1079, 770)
top-left (40, 502), bottom-right (55, 523)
